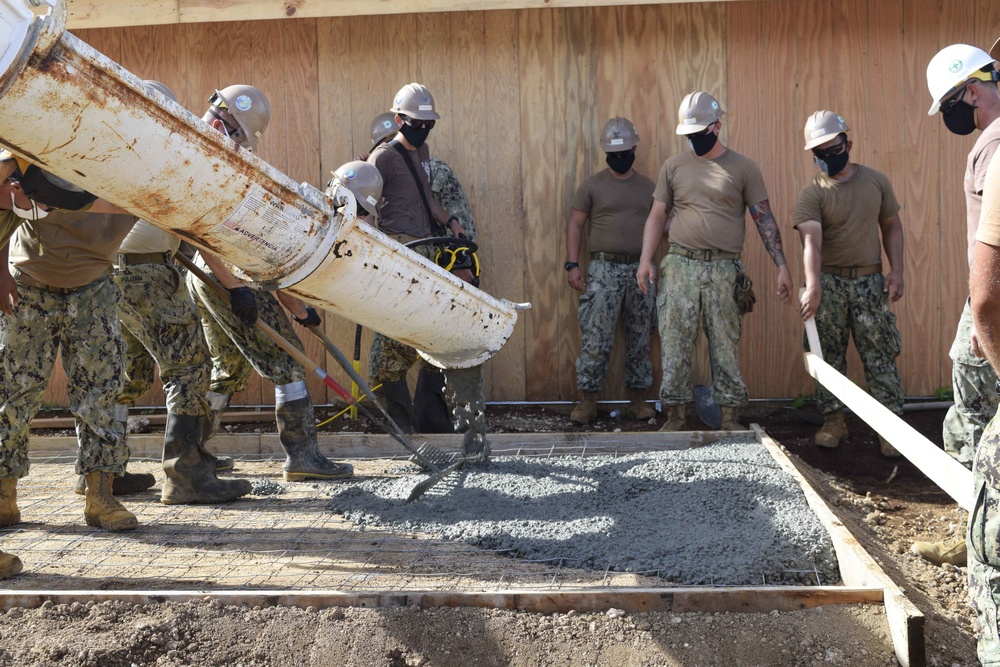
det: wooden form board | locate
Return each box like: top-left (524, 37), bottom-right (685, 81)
top-left (39, 0), bottom-right (983, 408)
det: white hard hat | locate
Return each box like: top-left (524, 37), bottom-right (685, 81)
top-left (803, 110), bottom-right (849, 150)
top-left (926, 44), bottom-right (996, 115)
top-left (676, 92), bottom-right (724, 135)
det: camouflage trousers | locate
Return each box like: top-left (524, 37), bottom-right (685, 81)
top-left (943, 298), bottom-right (999, 467)
top-left (185, 256), bottom-right (305, 394)
top-left (967, 415), bottom-right (1000, 666)
top-left (811, 272), bottom-right (903, 415)
top-left (657, 253), bottom-right (747, 407)
top-left (0, 276), bottom-right (129, 477)
top-left (114, 263), bottom-right (211, 415)
top-left (575, 259), bottom-right (654, 393)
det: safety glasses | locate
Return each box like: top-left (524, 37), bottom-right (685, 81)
top-left (400, 115), bottom-right (435, 130)
top-left (939, 84), bottom-right (969, 116)
top-left (812, 139), bottom-right (848, 159)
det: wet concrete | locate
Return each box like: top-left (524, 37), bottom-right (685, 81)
top-left (328, 438), bottom-right (840, 585)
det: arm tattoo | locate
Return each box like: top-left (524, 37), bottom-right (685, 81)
top-left (748, 199), bottom-right (787, 267)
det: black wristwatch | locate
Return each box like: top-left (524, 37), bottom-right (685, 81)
top-left (564, 261), bottom-right (579, 272)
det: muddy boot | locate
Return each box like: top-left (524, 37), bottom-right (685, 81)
top-left (0, 550), bottom-right (22, 580)
top-left (0, 478), bottom-right (19, 527)
top-left (83, 471), bottom-right (138, 531)
top-left (911, 534), bottom-right (967, 566)
top-left (161, 413), bottom-right (252, 505)
top-left (627, 389), bottom-right (656, 420)
top-left (719, 407), bottom-right (746, 431)
top-left (277, 396), bottom-right (354, 482)
top-left (378, 380), bottom-right (415, 435)
top-left (570, 392), bottom-right (598, 425)
top-left (659, 405), bottom-right (686, 432)
top-left (413, 369), bottom-right (453, 433)
top-left (814, 410), bottom-right (848, 448)
top-left (879, 435), bottom-right (902, 458)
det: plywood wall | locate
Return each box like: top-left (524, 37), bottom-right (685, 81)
top-left (41, 0), bottom-right (992, 409)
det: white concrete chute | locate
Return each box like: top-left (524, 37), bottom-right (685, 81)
top-left (0, 0), bottom-right (523, 368)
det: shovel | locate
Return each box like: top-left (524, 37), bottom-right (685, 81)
top-left (693, 384), bottom-right (722, 430)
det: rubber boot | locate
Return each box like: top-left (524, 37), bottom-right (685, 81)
top-left (570, 392), bottom-right (598, 425)
top-left (627, 389), bottom-right (656, 420)
top-left (83, 471), bottom-right (138, 531)
top-left (75, 471), bottom-right (156, 496)
top-left (277, 396), bottom-right (354, 482)
top-left (880, 435), bottom-right (902, 458)
top-left (659, 405), bottom-right (686, 432)
top-left (719, 407), bottom-right (746, 431)
top-left (413, 369), bottom-right (453, 434)
top-left (815, 410), bottom-right (848, 448)
top-left (0, 550), bottom-right (22, 580)
top-left (161, 413), bottom-right (252, 505)
top-left (378, 379), bottom-right (415, 435)
top-left (0, 478), bottom-right (20, 527)
top-left (911, 534), bottom-right (967, 565)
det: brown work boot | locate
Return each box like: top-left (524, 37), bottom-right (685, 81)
top-left (659, 405), bottom-right (686, 432)
top-left (627, 389), bottom-right (656, 420)
top-left (83, 472), bottom-right (138, 531)
top-left (911, 534), bottom-right (967, 566)
top-left (570, 392), bottom-right (598, 425)
top-left (879, 436), bottom-right (902, 458)
top-left (719, 407), bottom-right (746, 431)
top-left (0, 478), bottom-right (19, 527)
top-left (0, 550), bottom-right (22, 580)
top-left (814, 410), bottom-right (848, 448)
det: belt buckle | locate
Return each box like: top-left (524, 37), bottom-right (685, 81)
top-left (116, 254), bottom-right (127, 275)
top-left (846, 267), bottom-right (859, 278)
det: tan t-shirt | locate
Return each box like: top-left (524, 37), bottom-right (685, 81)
top-left (118, 219), bottom-right (181, 255)
top-left (653, 149), bottom-right (769, 253)
top-left (964, 118), bottom-right (1000, 265)
top-left (792, 164), bottom-right (900, 268)
top-left (369, 141), bottom-right (435, 238)
top-left (0, 210), bottom-right (22, 248)
top-left (975, 149), bottom-right (1000, 246)
top-left (10, 207), bottom-right (137, 288)
top-left (572, 169), bottom-right (654, 255)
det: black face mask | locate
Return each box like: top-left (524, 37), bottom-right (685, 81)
top-left (606, 151), bottom-right (635, 174)
top-left (398, 122), bottom-right (431, 148)
top-left (943, 100), bottom-right (977, 136)
top-left (814, 150), bottom-right (850, 177)
top-left (686, 129), bottom-right (718, 156)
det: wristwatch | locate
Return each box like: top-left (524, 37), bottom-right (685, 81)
top-left (564, 261), bottom-right (579, 271)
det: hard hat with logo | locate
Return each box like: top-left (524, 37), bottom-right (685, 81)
top-left (600, 117), bottom-right (639, 152)
top-left (802, 110), bottom-right (850, 150)
top-left (328, 160), bottom-right (384, 217)
top-left (676, 91), bottom-right (725, 135)
top-left (145, 80), bottom-right (178, 104)
top-left (210, 84), bottom-right (272, 150)
top-left (370, 112), bottom-right (398, 147)
top-left (926, 44), bottom-right (997, 115)
top-left (390, 83), bottom-right (441, 121)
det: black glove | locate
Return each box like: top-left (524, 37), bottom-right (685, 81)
top-left (228, 286), bottom-right (258, 326)
top-left (293, 306), bottom-right (321, 327)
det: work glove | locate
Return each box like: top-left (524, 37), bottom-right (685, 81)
top-left (228, 286), bottom-right (258, 326)
top-left (293, 306), bottom-right (321, 328)
top-left (734, 271), bottom-right (756, 315)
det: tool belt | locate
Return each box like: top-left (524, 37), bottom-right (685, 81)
top-left (589, 251), bottom-right (640, 264)
top-left (116, 251), bottom-right (173, 273)
top-left (820, 263), bottom-right (882, 278)
top-left (668, 244), bottom-right (740, 262)
top-left (12, 267), bottom-right (109, 294)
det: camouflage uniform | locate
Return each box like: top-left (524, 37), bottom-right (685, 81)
top-left (0, 277), bottom-right (129, 477)
top-left (576, 259), bottom-right (654, 393)
top-left (812, 272), bottom-right (903, 415)
top-left (657, 251), bottom-right (747, 407)
top-left (968, 414), bottom-right (1000, 664)
top-left (430, 158), bottom-right (476, 241)
top-left (185, 254), bottom-right (305, 392)
top-left (114, 262), bottom-right (211, 415)
top-left (943, 298), bottom-right (999, 467)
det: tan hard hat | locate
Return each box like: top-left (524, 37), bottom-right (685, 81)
top-left (212, 84), bottom-right (272, 151)
top-left (676, 91), bottom-right (724, 135)
top-left (390, 83), bottom-right (440, 121)
top-left (145, 80), bottom-right (178, 104)
top-left (370, 112), bottom-right (398, 147)
top-left (600, 117), bottom-right (639, 152)
top-left (803, 110), bottom-right (850, 150)
top-left (926, 44), bottom-right (996, 115)
top-left (329, 160), bottom-right (384, 216)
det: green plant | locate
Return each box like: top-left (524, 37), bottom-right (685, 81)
top-left (935, 386), bottom-right (954, 401)
top-left (790, 394), bottom-right (814, 409)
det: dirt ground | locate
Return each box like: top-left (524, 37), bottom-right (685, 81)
top-left (0, 402), bottom-right (979, 666)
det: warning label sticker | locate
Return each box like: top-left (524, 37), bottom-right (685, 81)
top-left (213, 184), bottom-right (314, 271)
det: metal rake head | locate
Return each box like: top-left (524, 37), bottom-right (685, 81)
top-left (410, 442), bottom-right (458, 473)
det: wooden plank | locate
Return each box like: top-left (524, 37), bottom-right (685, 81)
top-left (68, 0), bottom-right (179, 29)
top-left (757, 427), bottom-right (926, 667)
